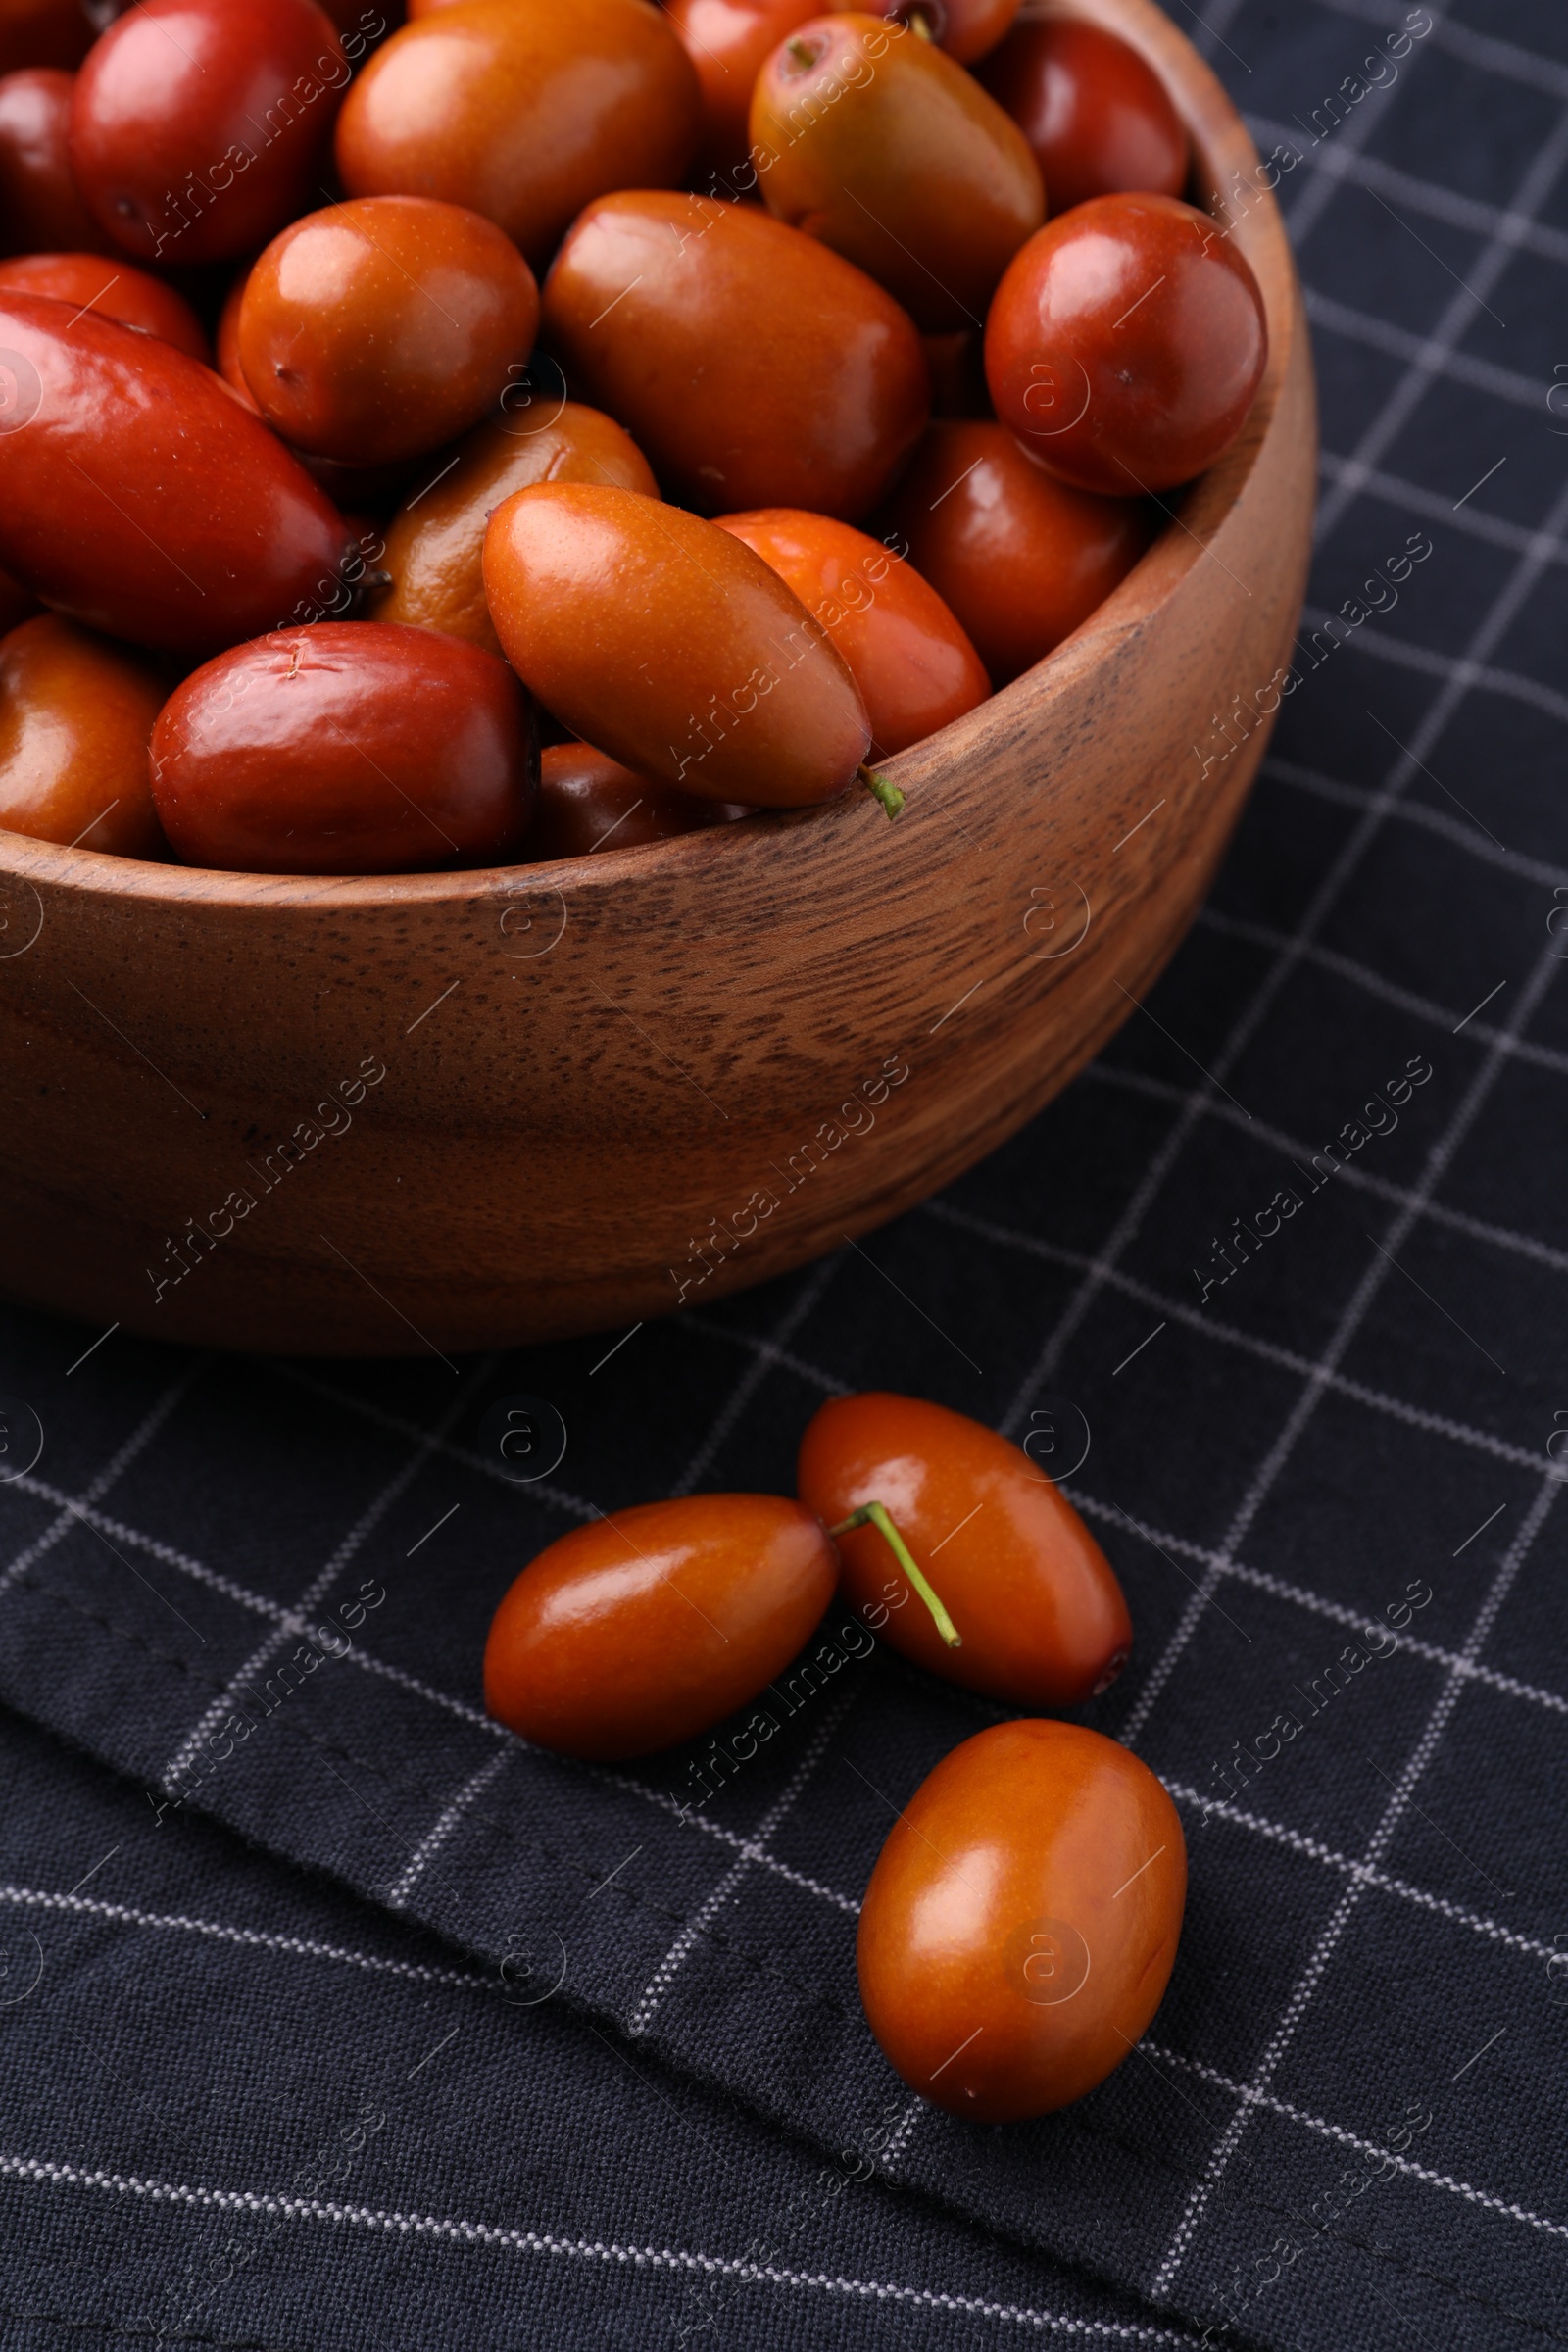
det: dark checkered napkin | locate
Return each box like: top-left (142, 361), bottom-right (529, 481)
top-left (5, 0), bottom-right (1568, 2345)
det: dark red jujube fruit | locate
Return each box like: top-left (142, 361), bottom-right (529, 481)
top-left (0, 295), bottom-right (354, 657)
top-left (985, 191), bottom-right (1267, 496)
top-left (149, 621), bottom-right (538, 875)
top-left (0, 68), bottom-right (114, 256)
top-left (69, 0), bottom-right (348, 265)
top-left (977, 17), bottom-right (1189, 214)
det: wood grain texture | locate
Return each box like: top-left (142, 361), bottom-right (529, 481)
top-left (0, 0), bottom-right (1316, 1357)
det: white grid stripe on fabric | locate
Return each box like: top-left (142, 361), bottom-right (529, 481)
top-left (1265, 753), bottom-right (1568, 888)
top-left (923, 1205), bottom-right (1558, 1476)
top-left (1077, 1062), bottom-right (1568, 1280)
top-left (1303, 287), bottom-right (1541, 411)
top-left (160, 1358), bottom-right (501, 1788)
top-left (1063, 1502), bottom-right (1568, 1723)
top-left (1161, 1782), bottom-right (1563, 1969)
top-left (0, 1882), bottom-right (488, 1992)
top-left (1316, 452), bottom-right (1568, 568)
top-left (1312, 90), bottom-right (1568, 540)
top-left (628, 1692), bottom-right (856, 2036)
top-left (22, 1440), bottom-right (1556, 1971)
top-left (994, 317), bottom-right (1568, 1444)
top-left (1314, 0), bottom-right (1568, 101)
top-left (1196, 906), bottom-right (1568, 1079)
top-left (1276, 0), bottom-right (1450, 256)
top-left (670, 1252), bottom-right (842, 1495)
top-left (1296, 602), bottom-right (1568, 727)
top-left (1118, 933), bottom-right (1564, 1747)
top-left (0, 1366), bottom-right (199, 1592)
top-left (0, 2152), bottom-right (1204, 2345)
top-left (1142, 2042), bottom-right (1568, 2245)
top-left (1151, 1471), bottom-right (1560, 2296)
top-left (1250, 108), bottom-right (1568, 266)
top-left (387, 1749), bottom-right (513, 1910)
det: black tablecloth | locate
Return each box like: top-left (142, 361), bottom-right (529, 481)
top-left (4, 2), bottom-right (1568, 2345)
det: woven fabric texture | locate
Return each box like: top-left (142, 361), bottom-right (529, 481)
top-left (3, 0), bottom-right (1567, 2345)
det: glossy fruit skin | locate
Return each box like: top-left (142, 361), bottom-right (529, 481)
top-left (852, 0), bottom-right (1019, 67)
top-left (666, 0), bottom-right (818, 181)
top-left (857, 1720), bottom-right (1186, 2121)
top-left (798, 1392), bottom-right (1132, 1706)
top-left (0, 0), bottom-right (91, 74)
top-left (985, 192), bottom-right (1268, 496)
top-left (752, 14), bottom-right (1041, 333)
top-left (149, 620), bottom-right (537, 875)
top-left (531, 741), bottom-right (738, 860)
top-left (0, 613), bottom-right (168, 856)
top-left (0, 70), bottom-right (114, 256)
top-left (484, 1494), bottom-right (839, 1761)
top-left (0, 296), bottom-right (354, 657)
top-left (70, 0), bottom-right (348, 266)
top-left (485, 483), bottom-right (871, 808)
top-left (336, 0), bottom-right (702, 271)
top-left (237, 197), bottom-right (538, 465)
top-left (875, 420), bottom-right (1153, 685)
top-left (370, 401), bottom-right (658, 657)
top-left (542, 192), bottom-right (928, 520)
top-left (0, 249), bottom-right (209, 358)
top-left (978, 18), bottom-right (1188, 215)
top-left (717, 507), bottom-right (988, 758)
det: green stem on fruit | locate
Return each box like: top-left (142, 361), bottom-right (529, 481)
top-left (859, 763), bottom-right (906, 820)
top-left (786, 35), bottom-right (815, 66)
top-left (829, 1501), bottom-right (962, 1648)
top-left (906, 8), bottom-right (937, 39)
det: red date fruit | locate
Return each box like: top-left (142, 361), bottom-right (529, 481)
top-left (798, 1390), bottom-right (1132, 1707)
top-left (876, 419), bottom-right (1153, 684)
top-left (978, 18), bottom-right (1189, 215)
top-left (531, 742), bottom-right (739, 859)
top-left (751, 13), bottom-right (1042, 332)
top-left (149, 621), bottom-right (537, 875)
top-left (0, 249), bottom-right (209, 358)
top-left (985, 192), bottom-right (1267, 496)
top-left (371, 403), bottom-right (658, 658)
top-left (0, 296), bottom-right (354, 657)
top-left (666, 0), bottom-right (819, 180)
top-left (483, 482), bottom-right (870, 808)
top-left (0, 612), bottom-right (168, 856)
top-left (483, 1494), bottom-right (839, 1761)
top-left (858, 1721), bottom-right (1186, 2120)
top-left (69, 0), bottom-right (348, 266)
top-left (237, 197), bottom-right (539, 465)
top-left (853, 0), bottom-right (1019, 67)
top-left (0, 69), bottom-right (113, 256)
top-left (336, 0), bottom-right (702, 271)
top-left (541, 191), bottom-right (928, 520)
top-left (717, 507), bottom-right (988, 756)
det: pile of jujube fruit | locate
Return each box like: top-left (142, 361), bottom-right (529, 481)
top-left (0, 0), bottom-right (1267, 875)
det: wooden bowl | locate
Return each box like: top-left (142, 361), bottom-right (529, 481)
top-left (0, 0), bottom-right (1315, 1357)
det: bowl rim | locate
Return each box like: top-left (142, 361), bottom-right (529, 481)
top-left (0, 0), bottom-right (1298, 917)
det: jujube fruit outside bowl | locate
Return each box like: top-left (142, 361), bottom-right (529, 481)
top-left (0, 0), bottom-right (1315, 1356)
